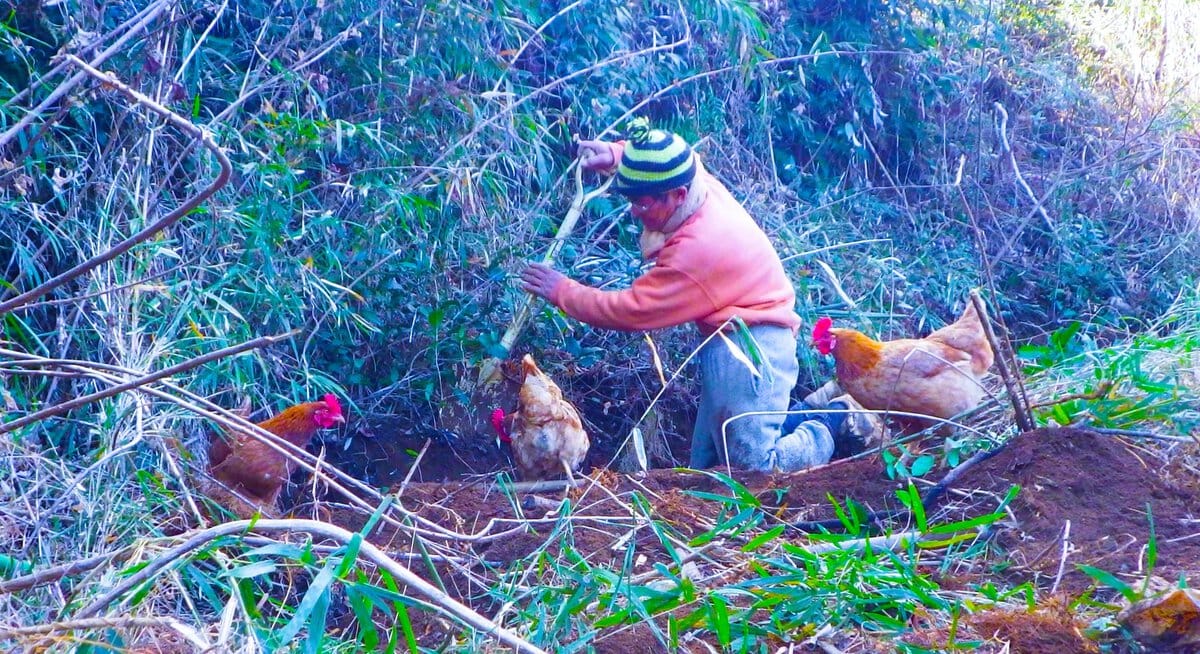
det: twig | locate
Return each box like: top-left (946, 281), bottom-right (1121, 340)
top-left (0, 549), bottom-right (131, 595)
top-left (993, 102), bottom-right (1055, 232)
top-left (0, 53), bottom-right (231, 315)
top-left (0, 332), bottom-right (297, 434)
top-left (1050, 520), bottom-right (1072, 594)
top-left (500, 478), bottom-right (582, 493)
top-left (1071, 422), bottom-right (1196, 444)
top-left (238, 536), bottom-right (502, 565)
top-left (779, 238), bottom-right (890, 264)
top-left (72, 519), bottom-right (549, 654)
top-left (0, 616), bottom-right (210, 651)
top-left (971, 289), bottom-right (1035, 432)
top-left (397, 438), bottom-right (432, 497)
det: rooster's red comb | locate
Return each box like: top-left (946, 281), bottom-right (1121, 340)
top-left (812, 316), bottom-right (833, 340)
top-left (322, 393), bottom-right (343, 418)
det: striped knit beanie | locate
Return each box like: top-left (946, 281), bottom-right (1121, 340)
top-left (614, 118), bottom-right (697, 196)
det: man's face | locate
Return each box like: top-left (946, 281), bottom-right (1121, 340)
top-left (628, 187), bottom-right (686, 230)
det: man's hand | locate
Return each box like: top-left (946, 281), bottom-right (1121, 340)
top-left (576, 139), bottom-right (615, 172)
top-left (521, 262), bottom-right (567, 301)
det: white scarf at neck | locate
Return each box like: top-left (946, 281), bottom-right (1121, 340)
top-left (638, 161), bottom-right (709, 261)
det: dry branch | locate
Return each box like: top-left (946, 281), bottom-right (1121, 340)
top-left (971, 289), bottom-right (1034, 432)
top-left (993, 101), bottom-right (1054, 233)
top-left (0, 549), bottom-right (129, 595)
top-left (71, 519), bottom-right (548, 654)
top-left (0, 54), bottom-right (231, 315)
top-left (0, 332), bottom-right (297, 435)
top-left (0, 616), bottom-right (210, 651)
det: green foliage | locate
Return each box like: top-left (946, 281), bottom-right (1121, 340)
top-left (467, 470), bottom-right (1017, 651)
top-left (1019, 319), bottom-right (1200, 433)
top-left (4, 0), bottom-right (1200, 649)
top-left (882, 444), bottom-right (938, 480)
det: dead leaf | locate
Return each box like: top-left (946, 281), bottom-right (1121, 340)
top-left (1119, 588), bottom-right (1200, 648)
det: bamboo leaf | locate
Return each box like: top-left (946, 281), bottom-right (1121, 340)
top-left (717, 329), bottom-right (761, 378)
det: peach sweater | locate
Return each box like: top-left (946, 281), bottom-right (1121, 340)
top-left (552, 151), bottom-right (800, 335)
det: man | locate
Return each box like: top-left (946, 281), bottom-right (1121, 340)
top-left (520, 118), bottom-right (874, 470)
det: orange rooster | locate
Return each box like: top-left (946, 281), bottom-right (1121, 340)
top-left (490, 355), bottom-right (590, 481)
top-left (811, 300), bottom-right (994, 427)
top-left (208, 394), bottom-right (345, 513)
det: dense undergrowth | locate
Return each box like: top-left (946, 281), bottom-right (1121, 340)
top-left (1, 0), bottom-right (1199, 651)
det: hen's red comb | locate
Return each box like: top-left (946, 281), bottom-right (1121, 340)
top-left (490, 408), bottom-right (512, 443)
top-left (322, 393), bottom-right (343, 418)
top-left (812, 316), bottom-right (833, 340)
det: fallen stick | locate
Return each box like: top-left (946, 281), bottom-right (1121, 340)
top-left (500, 478), bottom-right (581, 493)
top-left (73, 519), bottom-right (548, 654)
top-left (1049, 519), bottom-right (1072, 595)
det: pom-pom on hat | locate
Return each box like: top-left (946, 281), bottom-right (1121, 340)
top-left (614, 117), bottom-right (697, 197)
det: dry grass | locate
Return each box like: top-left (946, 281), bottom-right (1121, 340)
top-left (3, 0), bottom-right (1200, 651)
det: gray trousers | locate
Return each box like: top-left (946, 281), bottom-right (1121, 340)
top-left (689, 324), bottom-right (834, 471)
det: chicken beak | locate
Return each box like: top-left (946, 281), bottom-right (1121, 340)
top-left (333, 414), bottom-right (346, 424)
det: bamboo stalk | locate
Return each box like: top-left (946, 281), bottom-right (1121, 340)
top-left (476, 164), bottom-right (613, 387)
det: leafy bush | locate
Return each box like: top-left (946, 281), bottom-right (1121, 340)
top-left (3, 0), bottom-right (1200, 649)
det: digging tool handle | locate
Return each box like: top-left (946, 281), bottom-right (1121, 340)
top-left (477, 163), bottom-right (613, 386)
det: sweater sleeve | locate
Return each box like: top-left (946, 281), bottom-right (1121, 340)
top-left (551, 264), bottom-right (720, 331)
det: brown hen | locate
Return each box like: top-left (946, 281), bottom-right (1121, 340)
top-left (812, 299), bottom-right (994, 428)
top-left (208, 394), bottom-right (344, 515)
top-left (491, 355), bottom-right (590, 481)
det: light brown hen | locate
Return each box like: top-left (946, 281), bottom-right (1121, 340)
top-left (491, 355), bottom-right (590, 481)
top-left (811, 299), bottom-right (994, 428)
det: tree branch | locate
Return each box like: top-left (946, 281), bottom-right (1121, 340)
top-left (0, 54), bottom-right (231, 315)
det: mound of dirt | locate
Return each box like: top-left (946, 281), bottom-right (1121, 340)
top-left (952, 428), bottom-right (1199, 592)
top-left (322, 427), bottom-right (1199, 650)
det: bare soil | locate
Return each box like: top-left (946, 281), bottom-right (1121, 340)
top-left (317, 426), bottom-right (1200, 652)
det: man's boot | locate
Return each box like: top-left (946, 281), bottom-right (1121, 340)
top-left (801, 380), bottom-right (843, 410)
top-left (826, 393), bottom-right (886, 457)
